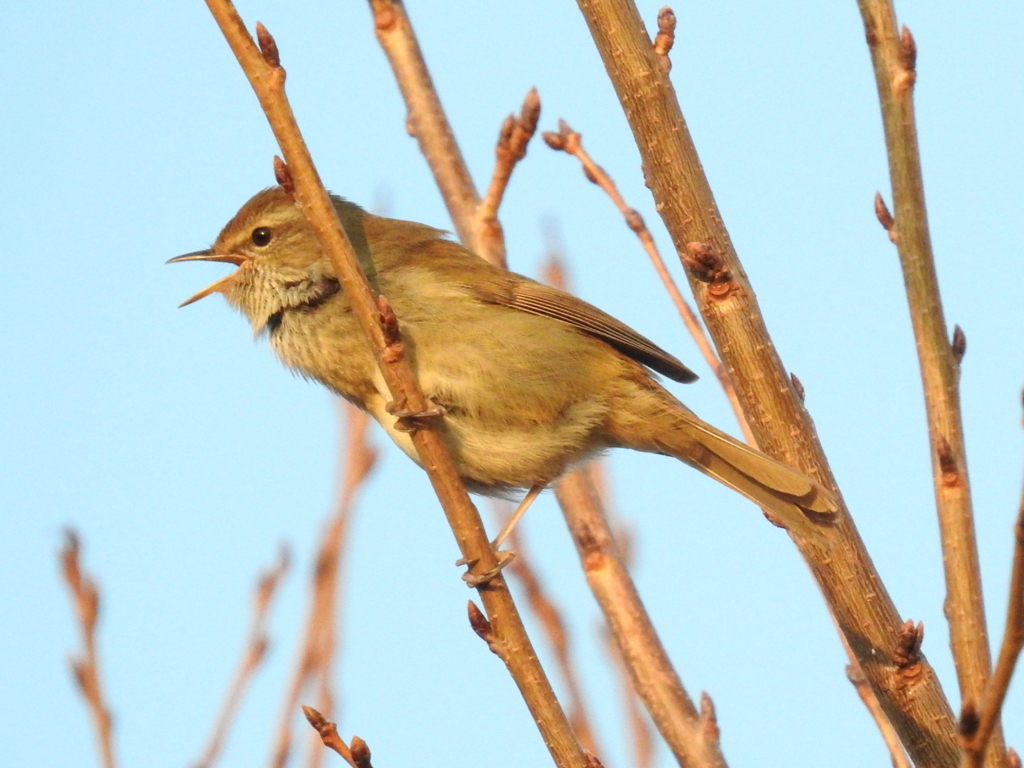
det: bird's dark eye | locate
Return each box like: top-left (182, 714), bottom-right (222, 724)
top-left (251, 227), bottom-right (273, 247)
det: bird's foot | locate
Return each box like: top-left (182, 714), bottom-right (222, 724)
top-left (456, 549), bottom-right (517, 587)
top-left (387, 398), bottom-right (447, 432)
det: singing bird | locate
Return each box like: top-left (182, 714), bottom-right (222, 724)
top-left (171, 187), bottom-right (835, 548)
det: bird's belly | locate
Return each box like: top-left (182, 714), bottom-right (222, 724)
top-left (350, 308), bottom-right (616, 495)
top-left (365, 377), bottom-right (608, 496)
top-left (440, 414), bottom-right (607, 495)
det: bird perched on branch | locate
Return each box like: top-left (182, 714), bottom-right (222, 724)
top-left (171, 186), bottom-right (835, 548)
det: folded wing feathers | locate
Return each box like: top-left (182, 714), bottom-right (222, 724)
top-left (508, 284), bottom-right (698, 383)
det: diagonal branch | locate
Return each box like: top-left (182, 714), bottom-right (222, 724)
top-left (544, 249), bottom-right (725, 767)
top-left (364, 0), bottom-right (482, 253)
top-left (542, 119), bottom-right (752, 445)
top-left (555, 467), bottom-right (727, 768)
top-left (858, 8), bottom-right (998, 764)
top-left (574, 1), bottom-right (960, 764)
top-left (595, 488), bottom-right (658, 768)
top-left (202, 5), bottom-right (586, 767)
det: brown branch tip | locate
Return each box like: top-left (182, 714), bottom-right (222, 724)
top-left (499, 88), bottom-right (541, 163)
top-left (302, 705), bottom-right (367, 767)
top-left (475, 87), bottom-right (542, 267)
top-left (542, 120), bottom-right (601, 186)
top-left (60, 529), bottom-right (117, 768)
top-left (790, 373), bottom-right (806, 402)
top-left (699, 691), bottom-right (720, 742)
top-left (255, 22), bottom-right (281, 68)
top-left (350, 737), bottom-right (373, 768)
top-left (898, 26), bottom-right (917, 77)
top-left (467, 599), bottom-right (493, 640)
top-left (61, 529), bottom-right (99, 635)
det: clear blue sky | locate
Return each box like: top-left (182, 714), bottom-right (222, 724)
top-left (2, 2), bottom-right (1022, 766)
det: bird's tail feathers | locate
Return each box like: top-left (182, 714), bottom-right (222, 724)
top-left (609, 393), bottom-right (837, 543)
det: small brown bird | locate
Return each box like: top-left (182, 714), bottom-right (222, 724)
top-left (171, 187), bottom-right (835, 544)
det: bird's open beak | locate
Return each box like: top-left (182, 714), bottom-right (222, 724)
top-left (167, 249), bottom-right (248, 307)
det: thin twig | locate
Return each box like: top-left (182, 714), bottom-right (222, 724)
top-left (542, 119), bottom-right (754, 445)
top-left (194, 547), bottom-right (290, 768)
top-left (474, 88), bottom-right (542, 268)
top-left (556, 467), bottom-right (728, 768)
top-left (960, 489), bottom-right (1024, 768)
top-left (201, 8), bottom-right (587, 767)
top-left (59, 530), bottom-right (117, 768)
top-left (859, 9), bottom-right (996, 763)
top-left (364, 0), bottom-right (481, 252)
top-left (847, 664), bottom-right (912, 768)
top-left (826, 597), bottom-right (911, 768)
top-left (574, 1), bottom-right (960, 764)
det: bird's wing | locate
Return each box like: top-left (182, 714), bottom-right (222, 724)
top-left (471, 274), bottom-right (697, 383)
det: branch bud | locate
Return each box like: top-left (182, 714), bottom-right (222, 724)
top-left (255, 22), bottom-right (280, 68)
top-left (951, 325), bottom-right (966, 365)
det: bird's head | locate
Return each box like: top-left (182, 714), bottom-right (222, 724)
top-left (169, 186), bottom-right (351, 332)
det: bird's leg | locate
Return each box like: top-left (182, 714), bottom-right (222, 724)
top-left (492, 484), bottom-right (545, 550)
top-left (455, 484), bottom-right (545, 587)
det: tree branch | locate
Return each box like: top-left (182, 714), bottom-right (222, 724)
top-left (556, 468), bottom-right (728, 768)
top-left (302, 706), bottom-right (370, 768)
top-left (847, 663), bottom-right (912, 768)
top-left (202, 5), bottom-right (586, 766)
top-left (542, 119), bottom-right (752, 444)
top-left (857, 9), bottom-right (998, 764)
top-left (364, 0), bottom-right (482, 253)
top-left (960, 488), bottom-right (1024, 768)
top-left (574, 1), bottom-right (960, 764)
top-left (597, 504), bottom-right (656, 768)
top-left (543, 246), bottom-right (725, 767)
